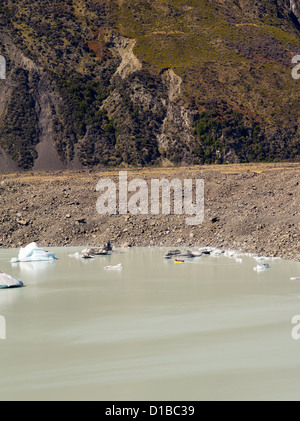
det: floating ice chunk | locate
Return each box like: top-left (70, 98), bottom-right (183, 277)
top-left (198, 247), bottom-right (211, 255)
top-left (104, 263), bottom-right (122, 270)
top-left (11, 242), bottom-right (57, 263)
top-left (210, 249), bottom-right (224, 257)
top-left (254, 264), bottom-right (270, 272)
top-left (223, 250), bottom-right (238, 258)
top-left (82, 247), bottom-right (110, 255)
top-left (255, 256), bottom-right (269, 262)
top-left (190, 251), bottom-right (203, 257)
top-left (0, 271), bottom-right (24, 288)
top-left (164, 249), bottom-right (182, 259)
top-left (69, 252), bottom-right (95, 259)
top-left (68, 252), bottom-right (83, 259)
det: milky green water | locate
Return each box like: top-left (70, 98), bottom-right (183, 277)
top-left (0, 247), bottom-right (300, 401)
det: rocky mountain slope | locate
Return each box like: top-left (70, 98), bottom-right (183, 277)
top-left (0, 0), bottom-right (300, 171)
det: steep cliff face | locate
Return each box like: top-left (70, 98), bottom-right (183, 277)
top-left (0, 0), bottom-right (300, 170)
top-left (291, 0), bottom-right (300, 23)
top-left (0, 0), bottom-right (121, 170)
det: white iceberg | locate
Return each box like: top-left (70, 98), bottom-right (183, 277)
top-left (223, 250), bottom-right (238, 258)
top-left (10, 242), bottom-right (57, 263)
top-left (210, 249), bottom-right (223, 257)
top-left (68, 252), bottom-right (82, 259)
top-left (254, 264), bottom-right (270, 272)
top-left (104, 263), bottom-right (122, 271)
top-left (0, 271), bottom-right (24, 289)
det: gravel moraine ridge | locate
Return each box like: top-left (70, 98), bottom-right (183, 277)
top-left (0, 163), bottom-right (299, 261)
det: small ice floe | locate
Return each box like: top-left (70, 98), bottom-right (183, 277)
top-left (176, 251), bottom-right (199, 259)
top-left (255, 256), bottom-right (269, 262)
top-left (199, 247), bottom-right (212, 255)
top-left (0, 271), bottom-right (24, 289)
top-left (164, 249), bottom-right (203, 259)
top-left (163, 249), bottom-right (182, 259)
top-left (223, 250), bottom-right (237, 258)
top-left (10, 242), bottom-right (57, 263)
top-left (81, 246), bottom-right (111, 256)
top-left (68, 251), bottom-right (94, 259)
top-left (235, 258), bottom-right (243, 263)
top-left (104, 263), bottom-right (122, 271)
top-left (254, 264), bottom-right (270, 272)
top-left (210, 249), bottom-right (224, 257)
top-left (190, 251), bottom-right (203, 257)
top-left (68, 252), bottom-right (82, 258)
top-left (82, 248), bottom-right (106, 256)
top-left (80, 252), bottom-right (94, 259)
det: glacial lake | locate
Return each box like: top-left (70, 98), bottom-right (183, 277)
top-left (1, 246), bottom-right (300, 401)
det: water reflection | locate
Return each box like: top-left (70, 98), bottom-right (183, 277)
top-left (11, 260), bottom-right (57, 284)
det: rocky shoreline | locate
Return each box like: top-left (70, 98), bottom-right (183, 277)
top-left (0, 163), bottom-right (299, 261)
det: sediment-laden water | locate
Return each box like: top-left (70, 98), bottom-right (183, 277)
top-left (0, 247), bottom-right (300, 401)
